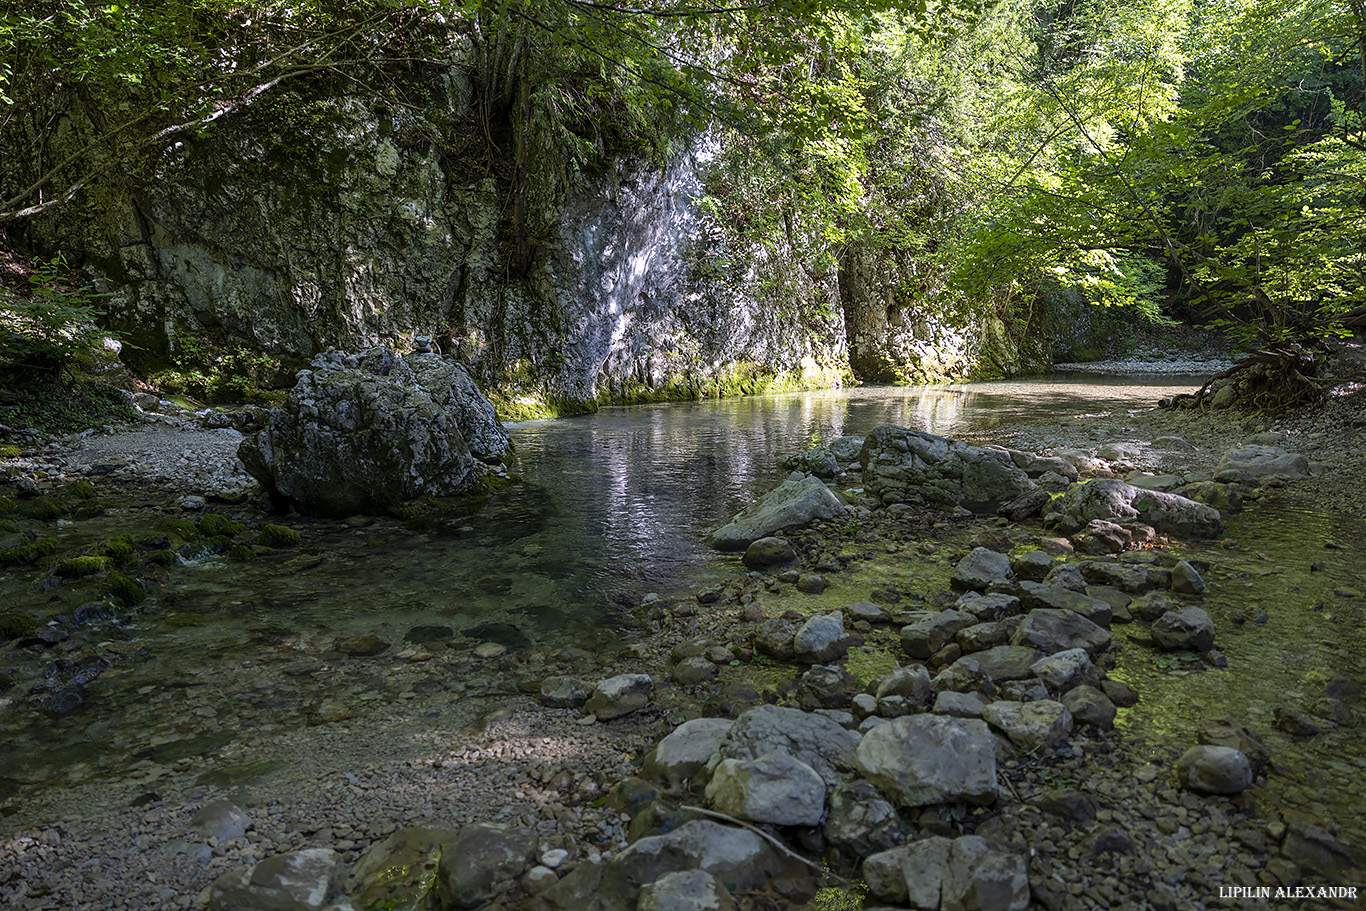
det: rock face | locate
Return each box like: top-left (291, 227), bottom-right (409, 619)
top-left (707, 475), bottom-right (846, 551)
top-left (860, 426), bottom-right (1037, 510)
top-left (855, 715), bottom-right (998, 807)
top-left (238, 348), bottom-right (510, 516)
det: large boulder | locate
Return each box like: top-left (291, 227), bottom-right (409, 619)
top-left (1048, 479), bottom-right (1222, 538)
top-left (705, 751), bottom-right (826, 826)
top-left (1216, 444), bottom-right (1310, 482)
top-left (1175, 746), bottom-right (1252, 795)
top-left (643, 718), bottom-right (734, 791)
top-left (1010, 609), bottom-right (1111, 657)
top-left (860, 426), bottom-right (1037, 511)
top-left (864, 836), bottom-right (1028, 911)
top-left (707, 475), bottom-right (846, 551)
top-left (208, 849), bottom-right (343, 911)
top-left (714, 705), bottom-right (861, 788)
top-left (435, 823), bottom-right (536, 909)
top-left (238, 348), bottom-right (510, 516)
top-left (855, 715), bottom-right (998, 808)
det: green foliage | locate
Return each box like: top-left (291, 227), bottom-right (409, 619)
top-left (149, 331), bottom-right (283, 404)
top-left (68, 478), bottom-right (97, 499)
top-left (0, 252), bottom-right (113, 377)
top-left (0, 376), bottom-right (138, 434)
top-left (257, 523), bottom-right (301, 548)
top-left (106, 570), bottom-right (146, 606)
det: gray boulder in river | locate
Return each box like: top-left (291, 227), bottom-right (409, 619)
top-left (860, 425), bottom-right (1037, 510)
top-left (707, 474), bottom-right (846, 551)
top-left (238, 347), bottom-right (511, 515)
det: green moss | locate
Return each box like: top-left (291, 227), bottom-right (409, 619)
top-left (159, 517), bottom-right (201, 540)
top-left (197, 513), bottom-right (246, 537)
top-left (0, 536), bottom-right (57, 565)
top-left (207, 534), bottom-right (235, 550)
top-left (0, 612), bottom-right (38, 642)
top-left (18, 497), bottom-right (63, 520)
top-left (68, 479), bottom-right (97, 499)
top-left (55, 555), bottom-right (114, 577)
top-left (71, 502), bottom-right (107, 519)
top-left (164, 611), bottom-right (209, 628)
top-left (0, 444), bottom-right (19, 458)
top-left (96, 535), bottom-right (137, 563)
top-left (228, 544), bottom-right (256, 562)
top-left (257, 523), bottom-right (301, 548)
top-left (107, 571), bottom-right (146, 606)
top-left (146, 549), bottom-right (177, 566)
top-left (0, 496), bottom-right (15, 515)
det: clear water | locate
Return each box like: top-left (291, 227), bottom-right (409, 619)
top-left (10, 372), bottom-right (1360, 834)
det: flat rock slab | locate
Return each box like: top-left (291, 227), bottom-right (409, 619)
top-left (707, 475), bottom-right (845, 551)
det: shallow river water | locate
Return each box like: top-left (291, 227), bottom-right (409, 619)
top-left (3, 373), bottom-right (1365, 862)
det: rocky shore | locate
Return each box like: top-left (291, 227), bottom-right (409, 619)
top-left (2, 381), bottom-right (1365, 910)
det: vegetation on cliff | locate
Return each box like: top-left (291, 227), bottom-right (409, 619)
top-left (0, 0), bottom-right (1362, 407)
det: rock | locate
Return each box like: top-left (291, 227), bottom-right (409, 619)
top-left (705, 751), bottom-right (826, 826)
top-left (1029, 648), bottom-right (1093, 691)
top-left (337, 635), bottom-right (389, 657)
top-left (671, 656), bottom-right (718, 686)
top-left (434, 823), bottom-right (535, 909)
top-left (900, 610), bottom-right (976, 660)
top-left (780, 446), bottom-right (839, 478)
top-left (794, 611), bottom-right (848, 663)
top-left (1195, 719), bottom-right (1268, 777)
top-left (951, 548), bottom-right (1013, 592)
top-left (1017, 582), bottom-right (1112, 627)
top-left (190, 800), bottom-right (251, 842)
top-left (643, 718), bottom-right (733, 790)
top-left (1281, 817), bottom-right (1360, 876)
top-left (933, 691), bottom-right (986, 718)
top-left (1170, 560), bottom-right (1206, 595)
top-left (942, 835), bottom-right (1030, 911)
top-left (707, 475), bottom-right (845, 551)
top-left (863, 837), bottom-right (950, 907)
top-left (348, 826), bottom-right (461, 910)
top-left (1031, 789), bottom-right (1096, 823)
top-left (1010, 609), bottom-right (1111, 657)
top-left (208, 848), bottom-right (342, 911)
top-left (956, 620), bottom-right (1013, 653)
top-left (846, 600), bottom-right (891, 623)
top-left (1060, 685), bottom-right (1116, 729)
top-left (1041, 562), bottom-right (1087, 593)
top-left (716, 705), bottom-right (861, 788)
top-left (1101, 678), bottom-right (1139, 708)
top-left (954, 591), bottom-right (1023, 619)
top-left (1215, 444), bottom-right (1310, 482)
top-left (875, 665), bottom-right (934, 703)
top-left (855, 715), bottom-right (998, 808)
top-left (540, 676), bottom-right (592, 709)
top-left (959, 646), bottom-right (1040, 683)
top-left (1151, 607), bottom-right (1216, 652)
top-left (1086, 825), bottom-right (1138, 858)
top-left (752, 619), bottom-right (798, 660)
top-left (825, 781), bottom-right (903, 856)
top-left (239, 348), bottom-right (510, 516)
top-left (1273, 706), bottom-right (1323, 738)
top-left (585, 674), bottom-right (653, 720)
top-left (1129, 591), bottom-right (1178, 622)
top-left (1078, 561), bottom-right (1153, 594)
top-left (982, 700), bottom-right (1073, 750)
top-left (1071, 519), bottom-right (1130, 554)
top-left (474, 642), bottom-right (507, 659)
top-left (637, 870), bottom-right (737, 911)
top-left (1049, 479), bottom-right (1222, 538)
top-left (864, 836), bottom-right (1028, 911)
top-left (523, 866), bottom-right (559, 896)
top-left (997, 488), bottom-right (1052, 521)
top-left (860, 425), bottom-right (1037, 511)
top-left (1010, 550), bottom-right (1054, 582)
top-left (1176, 746), bottom-right (1252, 795)
top-left (741, 536), bottom-right (797, 568)
top-left (797, 664), bottom-right (859, 710)
top-left (796, 573), bottom-right (829, 594)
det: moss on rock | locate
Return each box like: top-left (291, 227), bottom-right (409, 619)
top-left (257, 523), bottom-right (301, 548)
top-left (107, 571), bottom-right (146, 606)
top-left (198, 513), bottom-right (247, 537)
top-left (55, 555), bottom-right (114, 577)
top-left (0, 536), bottom-right (57, 565)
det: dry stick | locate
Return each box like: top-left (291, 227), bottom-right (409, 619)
top-left (678, 804), bottom-right (856, 887)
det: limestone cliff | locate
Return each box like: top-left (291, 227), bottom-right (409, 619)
top-left (10, 60), bottom-right (1043, 414)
